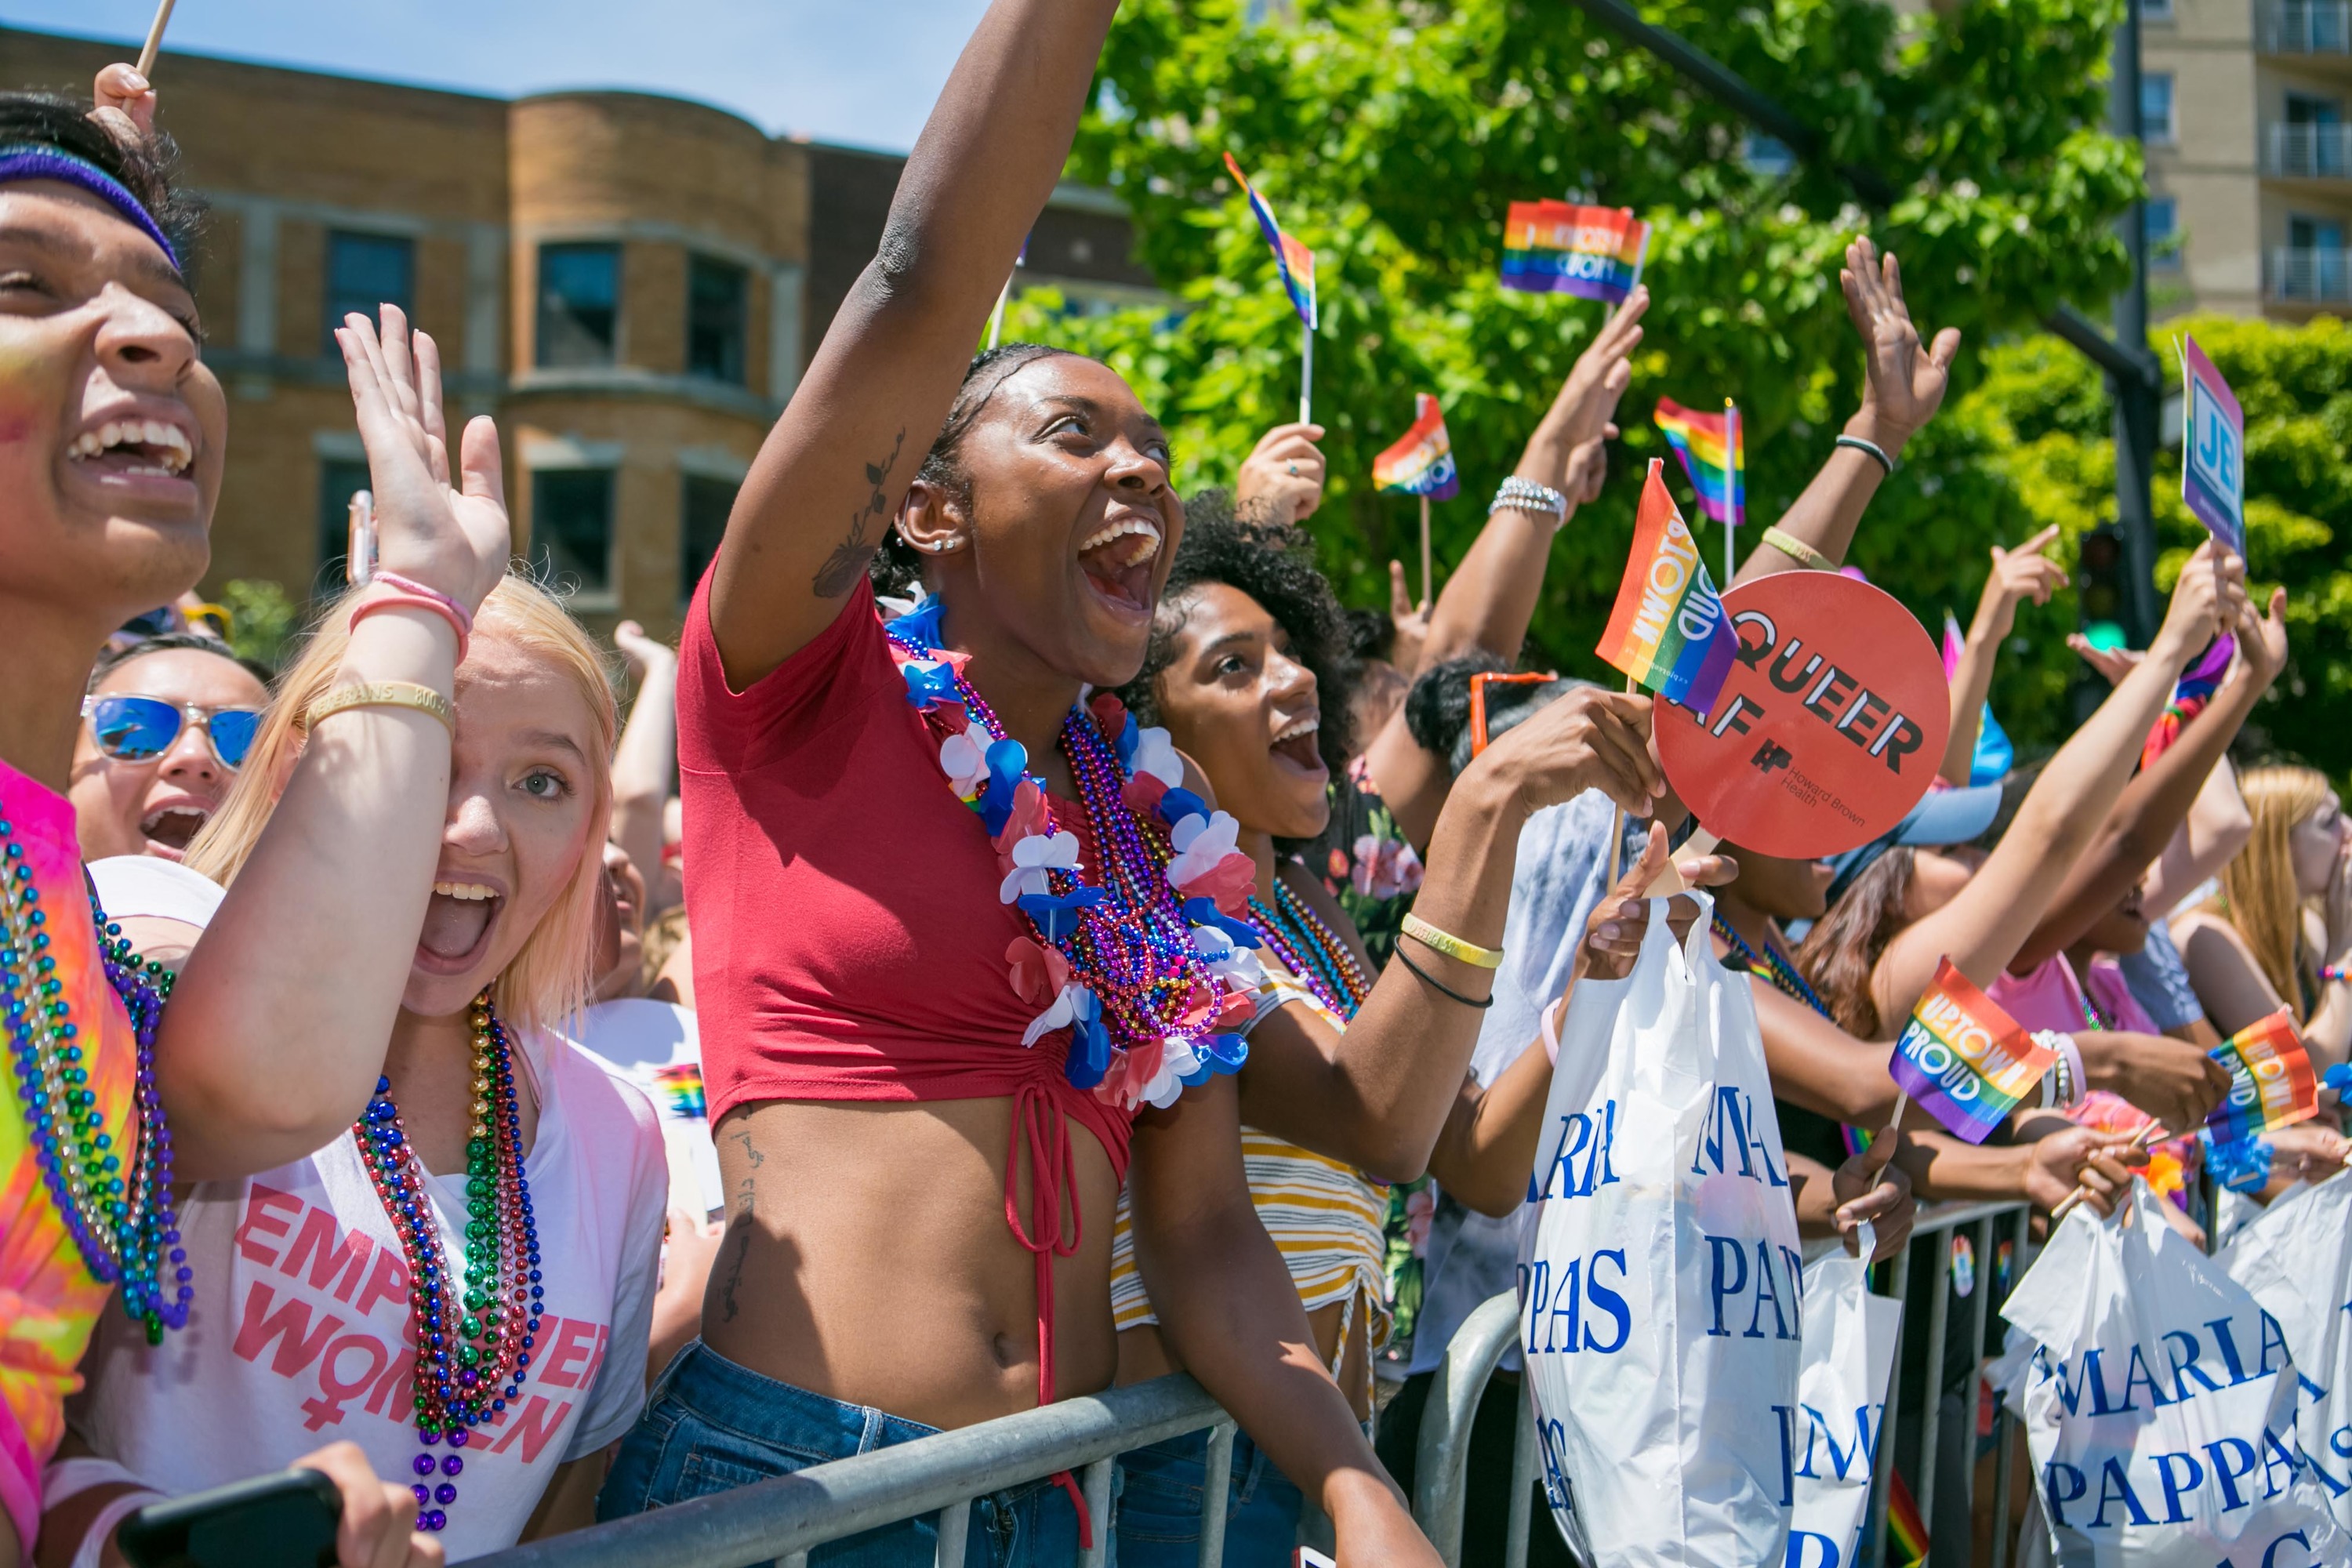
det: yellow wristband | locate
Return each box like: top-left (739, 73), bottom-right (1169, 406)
top-left (303, 681), bottom-right (455, 735)
top-left (1401, 913), bottom-right (1504, 970)
top-left (1760, 525), bottom-right (1836, 572)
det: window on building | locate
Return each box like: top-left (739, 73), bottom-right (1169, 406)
top-left (2136, 0), bottom-right (2172, 20)
top-left (530, 468), bottom-right (615, 595)
top-left (687, 257), bottom-right (749, 385)
top-left (681, 474), bottom-right (739, 601)
top-left (2144, 198), bottom-right (2182, 269)
top-left (314, 457), bottom-right (372, 592)
top-left (536, 244), bottom-right (621, 368)
top-left (2142, 73), bottom-right (2176, 143)
top-left (323, 234), bottom-right (414, 355)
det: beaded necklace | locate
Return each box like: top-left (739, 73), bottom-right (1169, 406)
top-left (352, 993), bottom-right (543, 1536)
top-left (1249, 879), bottom-right (1371, 1020)
top-left (1711, 909), bottom-right (1832, 1021)
top-left (0, 808), bottom-right (191, 1341)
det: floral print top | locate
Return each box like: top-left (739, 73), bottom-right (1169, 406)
top-left (1312, 756), bottom-right (1424, 966)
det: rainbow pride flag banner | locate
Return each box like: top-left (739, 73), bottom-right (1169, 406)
top-left (2205, 1008), bottom-right (2318, 1145)
top-left (1889, 960), bottom-right (2055, 1144)
top-left (1593, 460), bottom-right (1738, 716)
top-left (1500, 200), bottom-right (1650, 304)
top-left (1372, 393), bottom-right (1460, 499)
top-left (1653, 396), bottom-right (1744, 524)
top-left (1224, 151), bottom-right (1316, 329)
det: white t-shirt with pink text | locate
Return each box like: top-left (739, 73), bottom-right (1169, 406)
top-left (69, 1026), bottom-right (668, 1561)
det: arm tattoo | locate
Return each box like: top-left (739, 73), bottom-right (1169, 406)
top-left (811, 428), bottom-right (908, 597)
top-left (720, 1128), bottom-right (764, 1322)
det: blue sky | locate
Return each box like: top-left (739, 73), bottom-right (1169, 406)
top-left (1, 0), bottom-right (996, 150)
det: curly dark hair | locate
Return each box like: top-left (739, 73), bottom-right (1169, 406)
top-left (869, 341), bottom-right (1079, 600)
top-left (1118, 491), bottom-right (1359, 788)
top-left (0, 91), bottom-right (205, 263)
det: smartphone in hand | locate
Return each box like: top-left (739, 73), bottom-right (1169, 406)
top-left (347, 488), bottom-right (378, 586)
top-left (118, 1468), bottom-right (342, 1568)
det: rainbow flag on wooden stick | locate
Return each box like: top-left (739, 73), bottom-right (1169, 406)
top-left (1372, 394), bottom-right (1460, 499)
top-left (2205, 1009), bottom-right (2318, 1145)
top-left (1224, 151), bottom-right (1316, 328)
top-left (1594, 460), bottom-right (1738, 716)
top-left (1889, 960), bottom-right (2055, 1144)
top-left (1500, 200), bottom-right (1650, 304)
top-left (1653, 396), bottom-right (1744, 525)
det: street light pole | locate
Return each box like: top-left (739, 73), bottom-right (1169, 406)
top-left (2109, 0), bottom-right (2166, 647)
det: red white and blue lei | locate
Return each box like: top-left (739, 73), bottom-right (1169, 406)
top-left (887, 598), bottom-right (1265, 1111)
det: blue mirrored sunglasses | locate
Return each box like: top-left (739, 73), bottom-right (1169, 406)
top-left (82, 694), bottom-right (262, 770)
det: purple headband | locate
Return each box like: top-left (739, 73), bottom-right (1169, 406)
top-left (0, 143), bottom-right (179, 270)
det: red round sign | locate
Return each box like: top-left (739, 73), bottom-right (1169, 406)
top-left (1655, 572), bottom-right (1950, 859)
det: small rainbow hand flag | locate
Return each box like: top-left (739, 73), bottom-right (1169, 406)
top-left (2205, 1009), bottom-right (2318, 1145)
top-left (1372, 394), bottom-right (1460, 500)
top-left (1224, 151), bottom-right (1316, 329)
top-left (1500, 200), bottom-right (1650, 305)
top-left (2141, 633), bottom-right (2235, 770)
top-left (1653, 397), bottom-right (1744, 525)
top-left (1594, 460), bottom-right (1738, 716)
top-left (1889, 960), bottom-right (2055, 1144)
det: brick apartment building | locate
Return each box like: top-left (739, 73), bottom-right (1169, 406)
top-left (0, 26), bottom-right (1156, 635)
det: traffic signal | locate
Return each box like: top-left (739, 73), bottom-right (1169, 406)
top-left (2077, 524), bottom-right (2131, 652)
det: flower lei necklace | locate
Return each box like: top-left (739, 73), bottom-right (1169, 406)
top-left (887, 599), bottom-right (1265, 1110)
top-left (353, 993), bottom-right (543, 1535)
top-left (1, 808), bottom-right (191, 1342)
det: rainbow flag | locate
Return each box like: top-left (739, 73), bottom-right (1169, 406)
top-left (1941, 613), bottom-right (2015, 786)
top-left (1224, 151), bottom-right (1316, 328)
top-left (1652, 397), bottom-right (1744, 524)
top-left (1885, 1468), bottom-right (1929, 1566)
top-left (1499, 199), bottom-right (1650, 304)
top-left (652, 1061), bottom-right (707, 1120)
top-left (1371, 394), bottom-right (1460, 500)
top-left (1594, 459), bottom-right (1739, 716)
top-left (2206, 1009), bottom-right (2318, 1145)
top-left (1889, 959), bottom-right (2055, 1144)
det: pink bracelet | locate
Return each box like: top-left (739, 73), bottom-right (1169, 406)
top-left (348, 579), bottom-right (470, 662)
top-left (1541, 994), bottom-right (1566, 1065)
top-left (371, 572), bottom-right (475, 638)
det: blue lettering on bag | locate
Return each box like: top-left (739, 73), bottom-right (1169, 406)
top-left (2044, 1461), bottom-right (2088, 1526)
top-left (1690, 1086), bottom-right (1788, 1188)
top-left (2153, 1450), bottom-right (2204, 1523)
top-left (2207, 1437), bottom-right (2260, 1512)
top-left (1784, 1530), bottom-right (1841, 1568)
top-left (2089, 1456), bottom-right (2156, 1529)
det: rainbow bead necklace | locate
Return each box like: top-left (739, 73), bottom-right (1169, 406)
top-left (1711, 909), bottom-right (1831, 1020)
top-left (1249, 880), bottom-right (1371, 1020)
top-left (353, 993), bottom-right (543, 1535)
top-left (0, 808), bottom-right (191, 1342)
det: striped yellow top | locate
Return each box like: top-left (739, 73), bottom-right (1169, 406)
top-left (1107, 982), bottom-right (1389, 1355)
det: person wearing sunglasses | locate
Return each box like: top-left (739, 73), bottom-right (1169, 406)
top-left (68, 632), bottom-right (269, 864)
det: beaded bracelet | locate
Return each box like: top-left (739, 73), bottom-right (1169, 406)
top-left (2325, 963), bottom-right (2350, 986)
top-left (1488, 477), bottom-right (1569, 526)
top-left (1759, 526), bottom-right (1835, 572)
top-left (303, 681), bottom-right (456, 735)
top-left (1402, 912), bottom-right (1504, 969)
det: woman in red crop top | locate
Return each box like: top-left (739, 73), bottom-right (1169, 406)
top-left (591, 4), bottom-right (1671, 1563)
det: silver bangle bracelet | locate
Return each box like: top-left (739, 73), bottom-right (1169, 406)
top-left (1835, 434), bottom-right (1896, 475)
top-left (1489, 477), bottom-right (1569, 525)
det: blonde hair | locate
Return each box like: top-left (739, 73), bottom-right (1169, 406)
top-left (2212, 764), bottom-right (2335, 1022)
top-left (187, 575), bottom-right (618, 1032)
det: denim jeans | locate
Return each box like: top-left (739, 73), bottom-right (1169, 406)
top-left (1111, 1428), bottom-right (1304, 1567)
top-left (597, 1340), bottom-right (1083, 1567)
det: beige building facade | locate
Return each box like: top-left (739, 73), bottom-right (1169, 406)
top-left (0, 26), bottom-right (1156, 638)
top-left (2141, 0), bottom-right (2352, 318)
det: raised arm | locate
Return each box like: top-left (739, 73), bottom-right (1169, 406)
top-left (1870, 543), bottom-right (2245, 1031)
top-left (608, 619), bottom-right (677, 888)
top-left (1939, 526), bottom-right (2065, 786)
top-left (2146, 757), bottom-right (2252, 917)
top-left (2009, 588), bottom-right (2288, 971)
top-left (1733, 238), bottom-right (1959, 586)
top-left (161, 308), bottom-right (512, 1180)
top-left (706, 0), bottom-right (1117, 687)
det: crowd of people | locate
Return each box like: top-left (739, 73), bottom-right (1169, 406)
top-left (0, 5), bottom-right (2344, 1566)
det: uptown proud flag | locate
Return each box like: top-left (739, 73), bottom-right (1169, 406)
top-left (1594, 460), bottom-right (1738, 716)
top-left (1889, 959), bottom-right (2056, 1144)
top-left (1653, 397), bottom-right (1744, 525)
top-left (1371, 394), bottom-right (1460, 499)
top-left (1500, 200), bottom-right (1650, 304)
top-left (2205, 1009), bottom-right (2318, 1145)
top-left (1224, 151), bottom-right (1316, 329)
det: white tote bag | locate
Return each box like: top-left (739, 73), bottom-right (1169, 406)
top-left (1518, 892), bottom-right (1802, 1566)
top-left (2225, 1172), bottom-right (2352, 1530)
top-left (2004, 1181), bottom-right (2345, 1566)
top-left (1782, 1234), bottom-right (1904, 1568)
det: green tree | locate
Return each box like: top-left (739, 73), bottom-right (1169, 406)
top-left (1950, 316), bottom-right (2352, 774)
top-left (219, 578), bottom-right (301, 673)
top-left (1004, 0), bottom-right (2141, 707)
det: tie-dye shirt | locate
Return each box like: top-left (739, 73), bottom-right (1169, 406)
top-left (0, 757), bottom-right (136, 1551)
